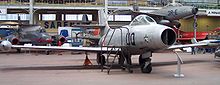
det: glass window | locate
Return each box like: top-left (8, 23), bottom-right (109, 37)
top-left (65, 14), bottom-right (92, 21)
top-left (0, 14), bottom-right (7, 20)
top-left (66, 14), bottom-right (78, 20)
top-left (145, 16), bottom-right (155, 22)
top-left (115, 15), bottom-right (131, 21)
top-left (129, 15), bottom-right (156, 26)
top-left (19, 14), bottom-right (29, 20)
top-left (42, 14), bottom-right (56, 20)
top-left (7, 14), bottom-right (18, 20)
top-left (108, 15), bottom-right (114, 21)
top-left (78, 14), bottom-right (92, 21)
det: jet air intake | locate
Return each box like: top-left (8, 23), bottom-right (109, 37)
top-left (161, 29), bottom-right (176, 46)
top-left (0, 41), bottom-right (12, 51)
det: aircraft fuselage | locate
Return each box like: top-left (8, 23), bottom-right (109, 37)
top-left (99, 24), bottom-right (176, 55)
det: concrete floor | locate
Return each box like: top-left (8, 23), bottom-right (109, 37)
top-left (0, 51), bottom-right (220, 85)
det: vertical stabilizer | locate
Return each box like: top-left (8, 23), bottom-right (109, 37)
top-left (103, 9), bottom-right (111, 34)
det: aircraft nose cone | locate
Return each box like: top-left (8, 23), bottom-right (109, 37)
top-left (192, 7), bottom-right (198, 14)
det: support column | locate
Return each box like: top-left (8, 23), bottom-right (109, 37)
top-left (63, 14), bottom-right (66, 21)
top-left (193, 15), bottom-right (197, 39)
top-left (29, 0), bottom-right (34, 24)
top-left (56, 13), bottom-right (62, 21)
top-left (98, 9), bottom-right (105, 26)
top-left (33, 13), bottom-right (39, 24)
top-left (104, 0), bottom-right (108, 15)
top-left (92, 11), bottom-right (98, 22)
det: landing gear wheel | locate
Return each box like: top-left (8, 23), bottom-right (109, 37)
top-left (16, 49), bottom-right (21, 53)
top-left (128, 69), bottom-right (133, 73)
top-left (119, 55), bottom-right (126, 71)
top-left (139, 55), bottom-right (144, 65)
top-left (139, 55), bottom-right (152, 73)
top-left (46, 50), bottom-right (50, 55)
top-left (118, 55), bottom-right (125, 64)
top-left (141, 63), bottom-right (152, 73)
top-left (97, 54), bottom-right (106, 65)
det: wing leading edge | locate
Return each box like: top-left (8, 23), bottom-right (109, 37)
top-left (12, 45), bottom-right (121, 52)
top-left (168, 43), bottom-right (208, 49)
top-left (12, 43), bottom-right (208, 52)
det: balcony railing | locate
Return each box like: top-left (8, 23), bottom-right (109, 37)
top-left (0, 0), bottom-right (162, 7)
top-left (0, 0), bottom-right (220, 9)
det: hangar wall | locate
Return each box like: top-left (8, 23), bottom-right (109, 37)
top-left (180, 16), bottom-right (220, 32)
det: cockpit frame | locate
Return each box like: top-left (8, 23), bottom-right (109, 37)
top-left (129, 15), bottom-right (157, 26)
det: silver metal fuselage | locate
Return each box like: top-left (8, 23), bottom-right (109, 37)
top-left (99, 24), bottom-right (176, 55)
top-left (151, 6), bottom-right (197, 20)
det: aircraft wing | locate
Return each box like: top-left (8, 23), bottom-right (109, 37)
top-left (111, 9), bottom-right (165, 17)
top-left (12, 45), bottom-right (120, 52)
top-left (12, 43), bottom-right (208, 52)
top-left (71, 25), bottom-right (105, 29)
top-left (78, 36), bottom-right (101, 40)
top-left (168, 43), bottom-right (208, 49)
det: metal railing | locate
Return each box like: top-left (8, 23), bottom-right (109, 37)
top-left (0, 0), bottom-right (220, 9)
top-left (99, 26), bottom-right (131, 74)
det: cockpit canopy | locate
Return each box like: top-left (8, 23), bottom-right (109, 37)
top-left (129, 15), bottom-right (157, 26)
top-left (166, 3), bottom-right (183, 7)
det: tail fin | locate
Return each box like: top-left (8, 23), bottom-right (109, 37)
top-left (102, 10), bottom-right (110, 34)
top-left (191, 38), bottom-right (197, 44)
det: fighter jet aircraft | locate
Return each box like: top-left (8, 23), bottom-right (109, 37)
top-left (0, 25), bottom-right (66, 52)
top-left (150, 3), bottom-right (198, 28)
top-left (117, 3), bottom-right (198, 28)
top-left (0, 14), bottom-right (208, 73)
top-left (0, 25), bottom-right (17, 39)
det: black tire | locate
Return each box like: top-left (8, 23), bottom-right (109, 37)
top-left (118, 54), bottom-right (125, 65)
top-left (97, 54), bottom-right (106, 65)
top-left (46, 50), bottom-right (50, 55)
top-left (139, 55), bottom-right (145, 65)
top-left (16, 49), bottom-right (21, 53)
top-left (141, 63), bottom-right (152, 73)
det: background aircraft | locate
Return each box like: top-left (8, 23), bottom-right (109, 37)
top-left (172, 28), bottom-right (209, 44)
top-left (0, 24), bottom-right (66, 52)
top-left (0, 25), bottom-right (17, 39)
top-left (127, 3), bottom-right (198, 28)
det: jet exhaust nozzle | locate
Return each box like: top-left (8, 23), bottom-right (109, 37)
top-left (11, 38), bottom-right (19, 45)
top-left (192, 7), bottom-right (198, 14)
top-left (59, 37), bottom-right (66, 44)
top-left (51, 35), bottom-right (66, 46)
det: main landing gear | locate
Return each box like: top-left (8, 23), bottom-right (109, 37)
top-left (96, 53), bottom-right (106, 65)
top-left (139, 54), bottom-right (152, 73)
top-left (96, 52), bottom-right (153, 74)
top-left (96, 52), bottom-right (133, 73)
